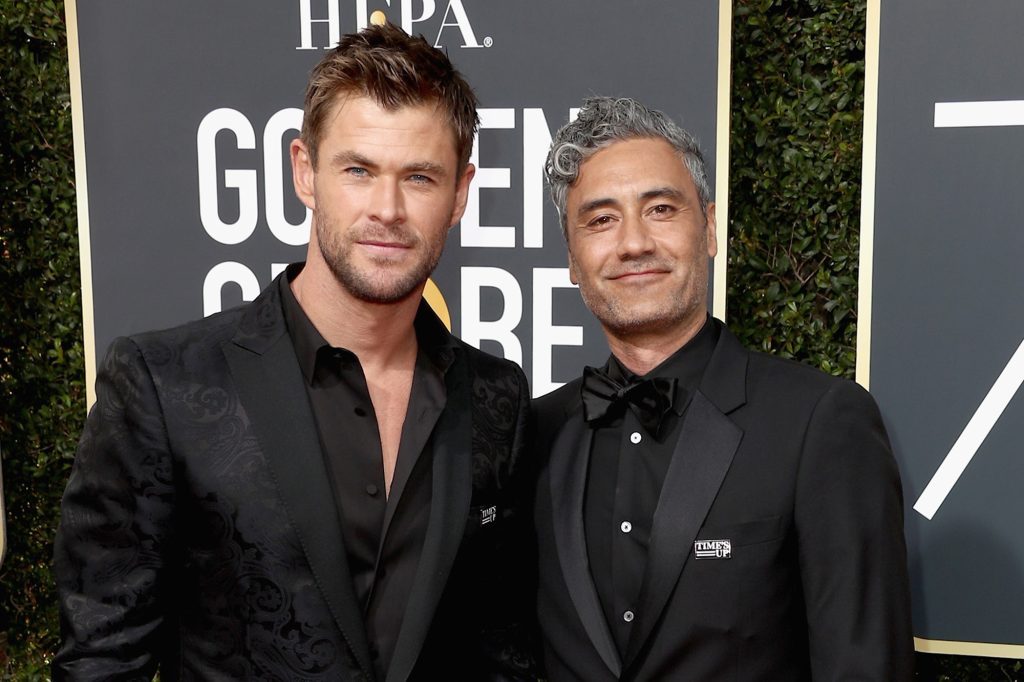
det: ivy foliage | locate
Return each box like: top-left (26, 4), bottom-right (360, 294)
top-left (0, 0), bottom-right (83, 674)
top-left (729, 0), bottom-right (864, 377)
top-left (0, 0), bottom-right (1018, 678)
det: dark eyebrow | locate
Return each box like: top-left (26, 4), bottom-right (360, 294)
top-left (577, 197), bottom-right (620, 216)
top-left (403, 160), bottom-right (449, 178)
top-left (576, 186), bottom-right (688, 218)
top-left (639, 186), bottom-right (686, 203)
top-left (330, 150), bottom-right (375, 170)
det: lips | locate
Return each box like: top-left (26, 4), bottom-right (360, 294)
top-left (608, 268), bottom-right (670, 281)
top-left (359, 240), bottom-right (412, 249)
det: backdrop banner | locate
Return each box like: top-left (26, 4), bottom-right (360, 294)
top-left (69, 0), bottom-right (729, 401)
top-left (861, 0), bottom-right (1024, 655)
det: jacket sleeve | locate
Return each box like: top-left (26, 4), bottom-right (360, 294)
top-left (795, 379), bottom-right (915, 681)
top-left (52, 336), bottom-right (176, 681)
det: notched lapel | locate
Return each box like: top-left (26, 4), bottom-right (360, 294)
top-left (624, 391), bottom-right (743, 667)
top-left (549, 406), bottom-right (623, 678)
top-left (223, 296), bottom-right (374, 679)
top-left (385, 353), bottom-right (473, 682)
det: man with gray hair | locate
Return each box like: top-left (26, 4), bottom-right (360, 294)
top-left (532, 96), bottom-right (913, 680)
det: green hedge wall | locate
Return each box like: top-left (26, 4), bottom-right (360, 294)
top-left (0, 0), bottom-right (1018, 678)
top-left (0, 0), bottom-right (83, 676)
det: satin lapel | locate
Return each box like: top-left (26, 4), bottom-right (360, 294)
top-left (624, 391), bottom-right (743, 667)
top-left (385, 353), bottom-right (473, 682)
top-left (549, 407), bottom-right (623, 678)
top-left (224, 330), bottom-right (374, 679)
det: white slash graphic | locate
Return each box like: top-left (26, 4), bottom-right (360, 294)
top-left (914, 337), bottom-right (1024, 519)
top-left (916, 103), bottom-right (1024, 519)
top-left (935, 100), bottom-right (1024, 127)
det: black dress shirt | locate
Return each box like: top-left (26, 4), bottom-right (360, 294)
top-left (583, 317), bottom-right (719, 654)
top-left (280, 267), bottom-right (453, 680)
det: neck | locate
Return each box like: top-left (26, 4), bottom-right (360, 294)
top-left (606, 314), bottom-right (707, 376)
top-left (291, 259), bottom-right (422, 368)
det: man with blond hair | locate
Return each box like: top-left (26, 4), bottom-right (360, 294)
top-left (54, 24), bottom-right (535, 681)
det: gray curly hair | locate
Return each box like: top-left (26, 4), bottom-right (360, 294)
top-left (545, 96), bottom-right (711, 237)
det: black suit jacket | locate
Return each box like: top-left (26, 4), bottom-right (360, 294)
top-left (53, 273), bottom-right (535, 681)
top-left (534, 320), bottom-right (913, 681)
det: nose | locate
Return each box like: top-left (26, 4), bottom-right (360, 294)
top-left (367, 178), bottom-right (406, 226)
top-left (616, 212), bottom-right (655, 259)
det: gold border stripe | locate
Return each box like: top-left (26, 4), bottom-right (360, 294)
top-left (915, 637), bottom-right (1024, 659)
top-left (855, 0), bottom-right (880, 391)
top-left (713, 0), bottom-right (732, 322)
top-left (65, 0), bottom-right (97, 410)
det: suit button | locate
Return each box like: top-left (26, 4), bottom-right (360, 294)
top-left (365, 484), bottom-right (379, 496)
top-left (623, 610), bottom-right (634, 623)
top-left (629, 431), bottom-right (642, 444)
top-left (620, 521), bottom-right (632, 533)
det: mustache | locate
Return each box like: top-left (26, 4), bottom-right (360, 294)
top-left (605, 258), bottom-right (673, 277)
top-left (352, 225), bottom-right (419, 247)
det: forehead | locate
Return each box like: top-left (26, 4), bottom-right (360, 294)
top-left (568, 137), bottom-right (696, 206)
top-left (321, 94), bottom-right (458, 154)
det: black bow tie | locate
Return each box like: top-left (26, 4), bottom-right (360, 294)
top-left (581, 365), bottom-right (679, 436)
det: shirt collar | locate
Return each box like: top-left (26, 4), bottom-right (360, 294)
top-left (606, 315), bottom-right (719, 415)
top-left (279, 263), bottom-right (457, 386)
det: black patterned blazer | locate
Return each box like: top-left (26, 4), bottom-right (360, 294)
top-left (53, 271), bottom-right (535, 681)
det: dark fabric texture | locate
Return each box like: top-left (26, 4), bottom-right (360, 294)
top-left (52, 268), bottom-right (538, 682)
top-left (580, 368), bottom-right (677, 435)
top-left (534, 319), bottom-right (914, 682)
top-left (582, 318), bottom-right (717, 655)
top-left (280, 274), bottom-right (448, 680)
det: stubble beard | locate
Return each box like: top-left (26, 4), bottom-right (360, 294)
top-left (576, 255), bottom-right (710, 339)
top-left (316, 214), bottom-right (444, 304)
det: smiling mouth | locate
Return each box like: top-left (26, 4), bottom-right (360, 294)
top-left (609, 269), bottom-right (668, 281)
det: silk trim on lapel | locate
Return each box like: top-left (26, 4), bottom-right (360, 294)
top-left (224, 331), bottom-right (375, 679)
top-left (624, 390), bottom-right (743, 667)
top-left (385, 352), bottom-right (473, 682)
top-left (549, 407), bottom-right (623, 678)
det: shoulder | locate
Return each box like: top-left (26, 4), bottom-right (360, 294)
top-left (105, 301), bottom-right (256, 380)
top-left (453, 338), bottom-right (527, 387)
top-left (743, 344), bottom-right (869, 408)
top-left (710, 324), bottom-right (879, 423)
top-left (731, 345), bottom-right (885, 453)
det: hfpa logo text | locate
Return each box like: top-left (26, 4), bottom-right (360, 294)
top-left (297, 0), bottom-right (491, 50)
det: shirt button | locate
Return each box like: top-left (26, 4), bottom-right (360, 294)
top-left (623, 610), bottom-right (635, 623)
top-left (620, 521), bottom-right (632, 533)
top-left (630, 432), bottom-right (642, 444)
top-left (365, 484), bottom-right (379, 496)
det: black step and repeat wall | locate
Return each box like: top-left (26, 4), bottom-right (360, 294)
top-left (861, 0), bottom-right (1024, 657)
top-left (69, 0), bottom-right (1024, 660)
top-left (69, 0), bottom-right (730, 402)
